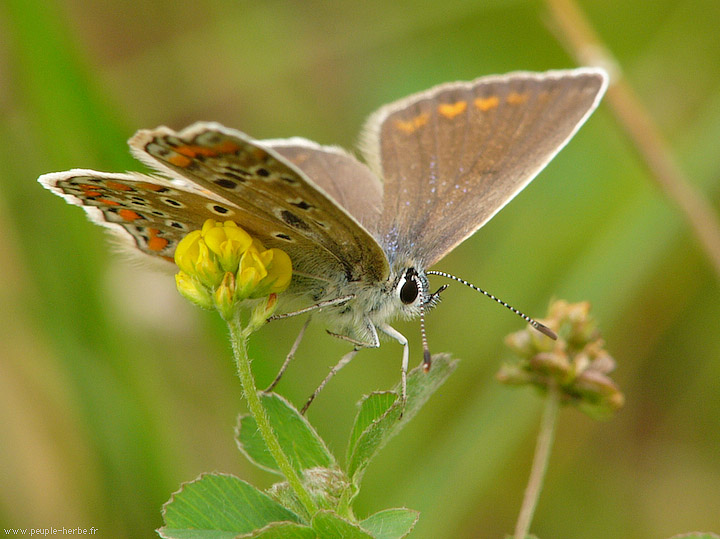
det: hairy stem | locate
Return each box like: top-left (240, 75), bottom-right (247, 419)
top-left (227, 313), bottom-right (318, 516)
top-left (514, 385), bottom-right (560, 539)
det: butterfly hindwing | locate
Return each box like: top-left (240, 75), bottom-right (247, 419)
top-left (263, 138), bottom-right (383, 236)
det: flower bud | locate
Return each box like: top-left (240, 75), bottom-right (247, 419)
top-left (498, 300), bottom-right (624, 419)
top-left (213, 272), bottom-right (237, 320)
top-left (174, 271), bottom-right (213, 310)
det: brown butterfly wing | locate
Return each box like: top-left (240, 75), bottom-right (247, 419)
top-left (361, 68), bottom-right (607, 267)
top-left (130, 123), bottom-right (389, 283)
top-left (38, 169), bottom-right (247, 261)
top-left (264, 138), bottom-right (383, 236)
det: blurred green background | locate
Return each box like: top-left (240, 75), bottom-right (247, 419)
top-left (2, 0), bottom-right (719, 537)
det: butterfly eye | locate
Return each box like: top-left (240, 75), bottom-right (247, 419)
top-left (398, 271), bottom-right (420, 305)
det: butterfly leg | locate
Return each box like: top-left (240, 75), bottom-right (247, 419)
top-left (301, 348), bottom-right (360, 414)
top-left (267, 294), bottom-right (354, 321)
top-left (263, 316), bottom-right (311, 393)
top-left (378, 324), bottom-right (409, 408)
top-left (301, 319), bottom-right (380, 414)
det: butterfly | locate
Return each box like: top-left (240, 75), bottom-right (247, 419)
top-left (39, 68), bottom-right (608, 403)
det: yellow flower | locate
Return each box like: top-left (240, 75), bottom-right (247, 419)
top-left (253, 248), bottom-right (292, 297)
top-left (175, 271), bottom-right (213, 310)
top-left (174, 219), bottom-right (293, 321)
top-left (174, 228), bottom-right (224, 288)
top-left (202, 220), bottom-right (253, 273)
top-left (174, 229), bottom-right (202, 274)
top-left (213, 272), bottom-right (237, 321)
top-left (236, 246), bottom-right (268, 297)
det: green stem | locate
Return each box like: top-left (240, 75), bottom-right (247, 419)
top-left (227, 313), bottom-right (318, 516)
top-left (513, 385), bottom-right (560, 539)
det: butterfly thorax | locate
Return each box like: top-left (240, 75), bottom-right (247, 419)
top-left (283, 260), bottom-right (431, 347)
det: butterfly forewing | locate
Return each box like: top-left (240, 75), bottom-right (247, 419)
top-left (130, 123), bottom-right (389, 283)
top-left (363, 68), bottom-right (607, 266)
top-left (38, 170), bottom-right (248, 260)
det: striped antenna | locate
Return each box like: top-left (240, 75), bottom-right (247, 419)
top-left (426, 270), bottom-right (557, 340)
top-left (419, 299), bottom-right (432, 371)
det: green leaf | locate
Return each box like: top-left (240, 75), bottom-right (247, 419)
top-left (237, 392), bottom-right (336, 474)
top-left (159, 473), bottom-right (303, 539)
top-left (237, 521), bottom-right (317, 538)
top-left (346, 394), bottom-right (403, 483)
top-left (311, 510), bottom-right (374, 539)
top-left (347, 354), bottom-right (458, 482)
top-left (360, 508), bottom-right (419, 539)
top-left (348, 391), bottom-right (398, 458)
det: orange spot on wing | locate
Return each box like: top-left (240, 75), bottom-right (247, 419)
top-left (506, 92), bottom-right (529, 105)
top-left (148, 237), bottom-right (169, 251)
top-left (78, 184), bottom-right (102, 197)
top-left (106, 181), bottom-right (132, 191)
top-left (174, 145), bottom-right (199, 157)
top-left (474, 96), bottom-right (499, 111)
top-left (169, 141), bottom-right (245, 167)
top-left (97, 198), bottom-right (120, 206)
top-left (252, 148), bottom-right (268, 161)
top-left (394, 112), bottom-right (430, 134)
top-left (176, 141), bottom-right (241, 157)
top-left (168, 153), bottom-right (193, 167)
top-left (438, 101), bottom-right (467, 119)
top-left (118, 209), bottom-right (141, 221)
top-left (147, 228), bottom-right (169, 252)
top-left (291, 153), bottom-right (309, 165)
top-left (215, 140), bottom-right (241, 154)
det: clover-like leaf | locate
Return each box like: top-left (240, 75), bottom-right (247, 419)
top-left (237, 521), bottom-right (316, 538)
top-left (360, 508), bottom-right (419, 539)
top-left (347, 354), bottom-right (458, 483)
top-left (158, 473), bottom-right (302, 539)
top-left (237, 392), bottom-right (336, 474)
top-left (311, 510), bottom-right (375, 539)
top-left (348, 391), bottom-right (398, 457)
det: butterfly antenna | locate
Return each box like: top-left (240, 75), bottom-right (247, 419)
top-left (419, 299), bottom-right (432, 372)
top-left (426, 270), bottom-right (557, 340)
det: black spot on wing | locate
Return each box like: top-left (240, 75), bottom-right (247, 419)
top-left (290, 200), bottom-right (313, 210)
top-left (214, 178), bottom-right (239, 189)
top-left (280, 209), bottom-right (310, 231)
